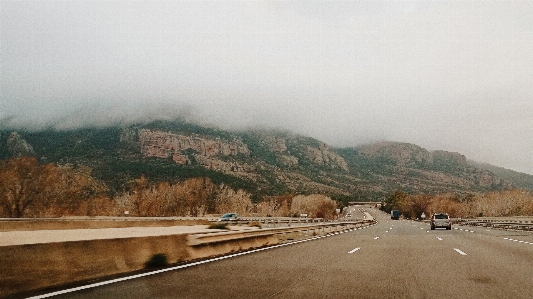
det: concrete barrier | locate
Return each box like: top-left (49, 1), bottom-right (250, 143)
top-left (0, 221), bottom-right (369, 298)
top-left (0, 234), bottom-right (190, 298)
top-left (187, 231), bottom-right (280, 259)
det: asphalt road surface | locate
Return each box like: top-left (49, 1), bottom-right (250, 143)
top-left (32, 208), bottom-right (533, 299)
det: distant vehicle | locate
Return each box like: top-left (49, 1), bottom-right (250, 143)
top-left (391, 210), bottom-right (400, 220)
top-left (219, 213), bottom-right (239, 221)
top-left (430, 213), bottom-right (451, 230)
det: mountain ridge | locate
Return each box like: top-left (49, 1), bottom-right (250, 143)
top-left (1, 120), bottom-right (531, 202)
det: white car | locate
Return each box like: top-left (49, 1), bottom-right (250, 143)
top-left (219, 213), bottom-right (239, 221)
top-left (430, 213), bottom-right (451, 230)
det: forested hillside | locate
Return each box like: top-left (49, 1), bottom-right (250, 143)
top-left (2, 120), bottom-right (532, 199)
top-left (2, 119), bottom-right (533, 218)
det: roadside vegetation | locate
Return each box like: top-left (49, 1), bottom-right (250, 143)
top-left (248, 221), bottom-right (262, 229)
top-left (382, 189), bottom-right (533, 219)
top-left (1, 156), bottom-right (531, 220)
top-left (0, 156), bottom-right (338, 219)
top-left (208, 223), bottom-right (229, 230)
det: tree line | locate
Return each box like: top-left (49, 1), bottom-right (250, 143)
top-left (382, 189), bottom-right (533, 219)
top-left (0, 157), bottom-right (338, 219)
top-left (4, 156), bottom-right (530, 220)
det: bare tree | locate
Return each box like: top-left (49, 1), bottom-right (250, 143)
top-left (45, 165), bottom-right (109, 217)
top-left (181, 177), bottom-right (216, 217)
top-left (291, 194), bottom-right (336, 219)
top-left (0, 157), bottom-right (58, 218)
top-left (124, 175), bottom-right (163, 216)
top-left (214, 184), bottom-right (253, 215)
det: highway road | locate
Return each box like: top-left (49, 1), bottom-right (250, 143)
top-left (29, 207), bottom-right (533, 299)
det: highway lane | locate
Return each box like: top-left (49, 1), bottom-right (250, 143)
top-left (32, 208), bottom-right (533, 299)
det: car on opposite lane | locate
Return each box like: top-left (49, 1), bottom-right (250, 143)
top-left (219, 213), bottom-right (239, 221)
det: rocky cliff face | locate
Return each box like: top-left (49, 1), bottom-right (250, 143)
top-left (139, 129), bottom-right (250, 159)
top-left (256, 134), bottom-right (348, 170)
top-left (259, 136), bottom-right (288, 153)
top-left (358, 142), bottom-right (470, 168)
top-left (258, 135), bottom-right (299, 166)
top-left (137, 129), bottom-right (349, 177)
top-left (138, 129), bottom-right (253, 175)
top-left (467, 167), bottom-right (510, 188)
top-left (355, 141), bottom-right (511, 190)
top-left (358, 142), bottom-right (433, 166)
top-left (305, 142), bottom-right (348, 170)
top-left (136, 129), bottom-right (509, 192)
top-left (432, 150), bottom-right (468, 169)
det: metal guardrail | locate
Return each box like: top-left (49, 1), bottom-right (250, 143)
top-left (212, 217), bottom-right (377, 229)
top-left (0, 217), bottom-right (339, 225)
top-left (190, 220), bottom-right (375, 246)
top-left (0, 216), bottom-right (361, 224)
top-left (212, 217), bottom-right (328, 226)
top-left (456, 219), bottom-right (533, 231)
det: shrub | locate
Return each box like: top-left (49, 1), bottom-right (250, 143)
top-left (208, 223), bottom-right (229, 230)
top-left (145, 253), bottom-right (168, 268)
top-left (249, 221), bottom-right (262, 229)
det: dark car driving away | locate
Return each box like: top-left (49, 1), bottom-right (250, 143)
top-left (430, 213), bottom-right (451, 230)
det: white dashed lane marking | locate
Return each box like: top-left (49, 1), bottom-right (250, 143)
top-left (348, 247), bottom-right (361, 254)
top-left (454, 248), bottom-right (467, 255)
top-left (504, 237), bottom-right (533, 245)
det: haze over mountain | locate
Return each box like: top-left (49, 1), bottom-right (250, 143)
top-left (1, 1), bottom-right (532, 174)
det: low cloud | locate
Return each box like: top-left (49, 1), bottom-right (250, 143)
top-left (1, 1), bottom-right (532, 174)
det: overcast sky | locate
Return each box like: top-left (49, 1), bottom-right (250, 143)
top-left (1, 1), bottom-right (532, 174)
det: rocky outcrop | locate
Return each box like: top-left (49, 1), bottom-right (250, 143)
top-left (6, 132), bottom-right (35, 157)
top-left (137, 129), bottom-right (350, 179)
top-left (257, 135), bottom-right (346, 170)
top-left (432, 150), bottom-right (467, 166)
top-left (306, 142), bottom-right (348, 170)
top-left (358, 142), bottom-right (471, 169)
top-left (258, 135), bottom-right (299, 166)
top-left (355, 141), bottom-right (512, 191)
top-left (278, 154), bottom-right (299, 166)
top-left (468, 167), bottom-right (510, 188)
top-left (358, 142), bottom-right (432, 166)
top-left (139, 129), bottom-right (250, 160)
top-left (260, 136), bottom-right (288, 153)
top-left (138, 129), bottom-right (254, 177)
